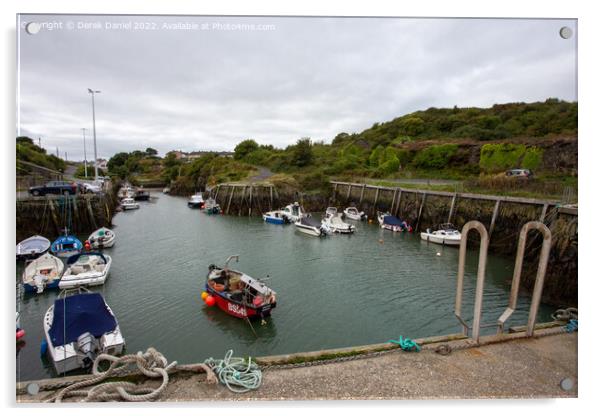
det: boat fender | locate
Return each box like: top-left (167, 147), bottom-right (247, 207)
top-left (205, 295), bottom-right (216, 307)
top-left (201, 291), bottom-right (209, 300)
top-left (16, 329), bottom-right (25, 340)
top-left (40, 340), bottom-right (48, 356)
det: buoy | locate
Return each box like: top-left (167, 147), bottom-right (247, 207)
top-left (40, 340), bottom-right (48, 356)
top-left (201, 291), bottom-right (208, 300)
top-left (16, 329), bottom-right (25, 340)
top-left (436, 252), bottom-right (442, 256)
top-left (205, 295), bottom-right (216, 307)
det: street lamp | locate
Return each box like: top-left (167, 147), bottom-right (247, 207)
top-left (81, 128), bottom-right (88, 178)
top-left (88, 88), bottom-right (101, 181)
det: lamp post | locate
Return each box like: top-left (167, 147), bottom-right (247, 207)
top-left (81, 128), bottom-right (88, 178)
top-left (87, 88), bottom-right (101, 181)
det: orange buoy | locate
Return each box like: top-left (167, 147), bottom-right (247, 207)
top-left (201, 291), bottom-right (208, 300)
top-left (205, 295), bottom-right (216, 307)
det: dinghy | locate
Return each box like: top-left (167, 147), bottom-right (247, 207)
top-left (262, 210), bottom-right (288, 225)
top-left (43, 290), bottom-right (125, 374)
top-left (294, 216), bottom-right (330, 237)
top-left (121, 197), bottom-right (139, 210)
top-left (87, 227), bottom-right (116, 249)
top-left (204, 197), bottom-right (221, 214)
top-left (323, 212), bottom-right (356, 234)
top-left (50, 233), bottom-right (83, 258)
top-left (188, 193), bottom-right (205, 208)
top-left (59, 252), bottom-right (112, 289)
top-left (377, 211), bottom-right (412, 232)
top-left (204, 255), bottom-right (277, 320)
top-left (420, 223), bottom-right (462, 246)
top-left (343, 207), bottom-right (366, 221)
top-left (16, 235), bottom-right (50, 260)
top-left (22, 253), bottom-right (64, 294)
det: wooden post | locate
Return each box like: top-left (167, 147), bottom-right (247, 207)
top-left (390, 189), bottom-right (397, 213)
top-left (416, 193), bottom-right (426, 230)
top-left (332, 183), bottom-right (338, 201)
top-left (395, 189), bottom-right (403, 216)
top-left (539, 203), bottom-right (548, 223)
top-left (359, 184), bottom-right (366, 204)
top-left (48, 198), bottom-right (61, 234)
top-left (269, 186), bottom-right (273, 210)
top-left (239, 186), bottom-right (246, 216)
top-left (373, 187), bottom-right (380, 215)
top-left (248, 186), bottom-right (253, 216)
top-left (215, 185), bottom-right (221, 202)
top-left (226, 186), bottom-right (235, 215)
top-left (86, 197), bottom-right (97, 229)
top-left (447, 193), bottom-right (457, 223)
top-left (489, 200), bottom-right (501, 236)
top-left (346, 184), bottom-right (352, 202)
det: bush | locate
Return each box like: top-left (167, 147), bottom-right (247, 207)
top-left (413, 144), bottom-right (459, 170)
top-left (521, 147), bottom-right (543, 171)
top-left (479, 143), bottom-right (532, 173)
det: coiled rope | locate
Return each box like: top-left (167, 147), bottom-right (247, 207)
top-left (204, 350), bottom-right (262, 393)
top-left (46, 348), bottom-right (177, 402)
top-left (388, 336), bottom-right (421, 352)
top-left (551, 307), bottom-right (578, 322)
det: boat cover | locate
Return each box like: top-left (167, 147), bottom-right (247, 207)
top-left (383, 215), bottom-right (405, 227)
top-left (299, 216), bottom-right (322, 228)
top-left (49, 293), bottom-right (117, 347)
top-left (66, 252), bottom-right (107, 265)
top-left (17, 236), bottom-right (50, 254)
top-left (240, 274), bottom-right (272, 296)
top-left (51, 235), bottom-right (83, 252)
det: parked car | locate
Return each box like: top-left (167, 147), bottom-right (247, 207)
top-left (28, 181), bottom-right (79, 196)
top-left (505, 169), bottom-right (533, 178)
top-left (79, 182), bottom-right (102, 193)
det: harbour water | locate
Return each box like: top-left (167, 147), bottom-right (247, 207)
top-left (16, 191), bottom-right (554, 381)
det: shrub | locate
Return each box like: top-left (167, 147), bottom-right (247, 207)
top-left (479, 143), bottom-right (527, 173)
top-left (521, 146), bottom-right (543, 171)
top-left (413, 144), bottom-right (459, 170)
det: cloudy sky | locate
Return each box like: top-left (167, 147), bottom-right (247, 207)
top-left (17, 15), bottom-right (577, 160)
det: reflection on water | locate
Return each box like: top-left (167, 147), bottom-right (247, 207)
top-left (16, 192), bottom-right (554, 381)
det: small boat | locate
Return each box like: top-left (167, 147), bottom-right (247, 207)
top-left (295, 215), bottom-right (329, 237)
top-left (50, 233), bottom-right (83, 258)
top-left (22, 253), bottom-right (64, 294)
top-left (43, 290), bottom-right (125, 374)
top-left (343, 207), bottom-right (366, 221)
top-left (87, 227), bottom-right (116, 249)
top-left (204, 197), bottom-right (221, 215)
top-left (58, 252), bottom-right (112, 289)
top-left (133, 188), bottom-right (150, 201)
top-left (121, 197), bottom-right (140, 210)
top-left (205, 255), bottom-right (277, 320)
top-left (162, 187), bottom-right (170, 194)
top-left (16, 235), bottom-right (50, 260)
top-left (188, 193), bottom-right (205, 208)
top-left (262, 210), bottom-right (288, 225)
top-left (281, 202), bottom-right (306, 223)
top-left (325, 207), bottom-right (338, 216)
top-left (377, 211), bottom-right (412, 232)
top-left (118, 185), bottom-right (134, 199)
top-left (420, 223), bottom-right (462, 246)
top-left (323, 212), bottom-right (356, 234)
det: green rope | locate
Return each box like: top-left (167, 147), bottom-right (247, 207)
top-left (204, 350), bottom-right (262, 393)
top-left (388, 336), bottom-right (421, 352)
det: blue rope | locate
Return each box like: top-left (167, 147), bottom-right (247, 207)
top-left (565, 319), bottom-right (578, 333)
top-left (388, 336), bottom-right (421, 352)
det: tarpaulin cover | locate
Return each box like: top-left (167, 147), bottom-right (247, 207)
top-left (383, 215), bottom-right (405, 226)
top-left (49, 293), bottom-right (117, 347)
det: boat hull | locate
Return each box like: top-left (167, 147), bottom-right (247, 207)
top-left (206, 285), bottom-right (276, 319)
top-left (420, 233), bottom-right (461, 246)
top-left (23, 279), bottom-right (60, 294)
top-left (133, 195), bottom-right (150, 201)
top-left (295, 223), bottom-right (322, 237)
top-left (263, 215), bottom-right (285, 225)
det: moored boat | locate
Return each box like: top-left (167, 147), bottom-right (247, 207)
top-left (58, 252), bottom-right (112, 289)
top-left (188, 193), bottom-right (205, 208)
top-left (377, 211), bottom-right (412, 232)
top-left (16, 235), bottom-right (51, 260)
top-left (294, 215), bottom-right (330, 237)
top-left (204, 197), bottom-right (221, 214)
top-left (22, 253), bottom-right (64, 294)
top-left (420, 223), bottom-right (462, 246)
top-left (50, 233), bottom-right (83, 258)
top-left (325, 207), bottom-right (338, 216)
top-left (281, 202), bottom-right (306, 223)
top-left (133, 188), bottom-right (150, 201)
top-left (121, 197), bottom-right (140, 210)
top-left (43, 290), bottom-right (125, 374)
top-left (204, 255), bottom-right (277, 320)
top-left (87, 227), bottom-right (116, 249)
top-left (262, 210), bottom-right (288, 225)
top-left (343, 207), bottom-right (366, 221)
top-left (323, 212), bottom-right (356, 234)
top-left (162, 187), bottom-right (170, 194)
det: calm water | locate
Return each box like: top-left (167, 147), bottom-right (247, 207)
top-left (16, 191), bottom-right (554, 381)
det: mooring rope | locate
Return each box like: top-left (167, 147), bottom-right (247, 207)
top-left (46, 348), bottom-right (178, 402)
top-left (388, 336), bottom-right (421, 352)
top-left (204, 350), bottom-right (263, 393)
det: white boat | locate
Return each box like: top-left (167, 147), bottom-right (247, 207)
top-left (58, 253), bottom-right (112, 289)
top-left (162, 187), bottom-right (170, 194)
top-left (343, 207), bottom-right (366, 221)
top-left (118, 185), bottom-right (135, 199)
top-left (323, 212), bottom-right (356, 234)
top-left (87, 227), bottom-right (116, 249)
top-left (420, 223), bottom-right (462, 246)
top-left (294, 216), bottom-right (329, 237)
top-left (43, 289), bottom-right (125, 374)
top-left (22, 253), bottom-right (64, 294)
top-left (188, 193), bottom-right (205, 208)
top-left (325, 207), bottom-right (338, 216)
top-left (16, 235), bottom-right (50, 259)
top-left (263, 210), bottom-right (288, 224)
top-left (281, 202), bottom-right (306, 223)
top-left (377, 211), bottom-right (412, 232)
top-left (121, 197), bottom-right (140, 210)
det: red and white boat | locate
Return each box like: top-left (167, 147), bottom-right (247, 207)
top-left (204, 255), bottom-right (277, 320)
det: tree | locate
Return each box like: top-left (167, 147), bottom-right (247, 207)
top-left (145, 147), bottom-right (158, 156)
top-left (234, 139), bottom-right (259, 160)
top-left (291, 138), bottom-right (313, 167)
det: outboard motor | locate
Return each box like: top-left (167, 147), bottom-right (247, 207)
top-left (77, 332), bottom-right (99, 368)
top-left (33, 274), bottom-right (46, 294)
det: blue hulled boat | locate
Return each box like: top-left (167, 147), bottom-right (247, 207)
top-left (262, 210), bottom-right (288, 225)
top-left (50, 234), bottom-right (83, 258)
